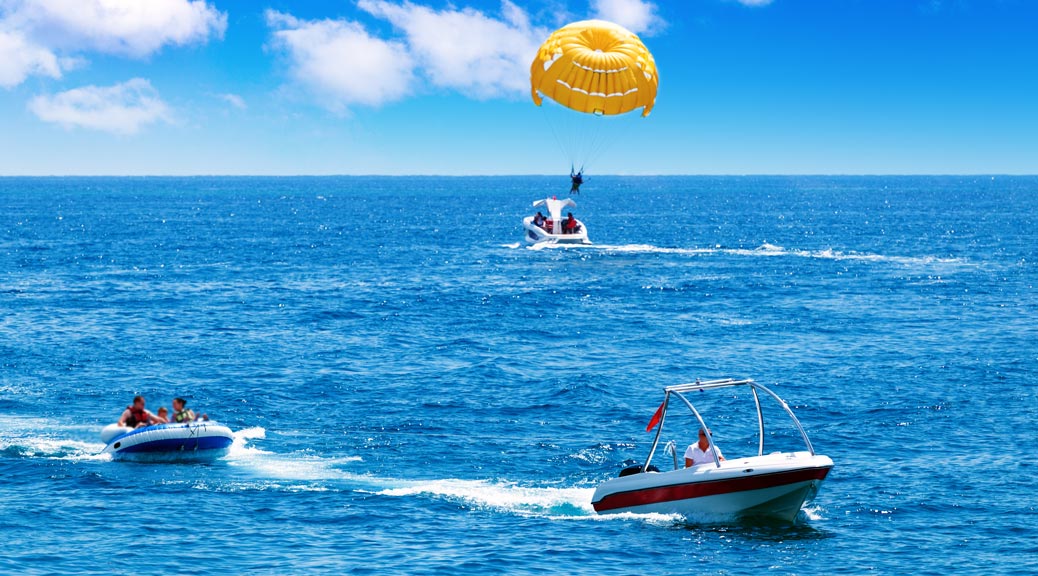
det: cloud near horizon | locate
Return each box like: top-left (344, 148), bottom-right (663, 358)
top-left (0, 0), bottom-right (226, 87)
top-left (266, 10), bottom-right (415, 112)
top-left (28, 78), bottom-right (172, 135)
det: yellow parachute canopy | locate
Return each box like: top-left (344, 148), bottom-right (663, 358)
top-left (530, 19), bottom-right (658, 117)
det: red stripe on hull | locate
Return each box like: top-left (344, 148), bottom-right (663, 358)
top-left (593, 466), bottom-right (831, 512)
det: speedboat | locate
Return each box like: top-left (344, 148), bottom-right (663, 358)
top-left (592, 378), bottom-right (833, 522)
top-left (523, 197), bottom-right (591, 245)
top-left (100, 421), bottom-right (234, 462)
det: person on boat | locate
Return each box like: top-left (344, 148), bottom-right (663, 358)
top-left (569, 169), bottom-right (583, 194)
top-left (156, 406), bottom-right (170, 423)
top-left (563, 212), bottom-right (580, 234)
top-left (172, 397), bottom-right (196, 423)
top-left (685, 428), bottom-right (725, 467)
top-left (533, 211), bottom-right (547, 230)
top-left (117, 395), bottom-right (163, 429)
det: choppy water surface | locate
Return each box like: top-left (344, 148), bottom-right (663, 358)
top-left (2, 176), bottom-right (1036, 575)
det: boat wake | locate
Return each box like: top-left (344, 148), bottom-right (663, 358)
top-left (0, 416), bottom-right (109, 461)
top-left (514, 241), bottom-right (968, 267)
top-left (375, 478), bottom-right (597, 518)
top-left (218, 438), bottom-right (676, 522)
top-left (368, 477), bottom-right (685, 524)
top-left (0, 434), bottom-right (109, 461)
top-left (224, 427), bottom-right (362, 482)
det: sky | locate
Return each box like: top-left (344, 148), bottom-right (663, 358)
top-left (0, 0), bottom-right (1035, 175)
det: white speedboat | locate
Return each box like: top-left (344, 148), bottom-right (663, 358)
top-left (592, 378), bottom-right (833, 522)
top-left (523, 197), bottom-right (591, 245)
top-left (100, 421), bottom-right (234, 462)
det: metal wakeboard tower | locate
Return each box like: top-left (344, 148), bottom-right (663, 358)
top-left (641, 378), bottom-right (818, 473)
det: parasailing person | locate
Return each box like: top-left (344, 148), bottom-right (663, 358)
top-left (570, 167), bottom-right (584, 194)
top-left (530, 19), bottom-right (659, 193)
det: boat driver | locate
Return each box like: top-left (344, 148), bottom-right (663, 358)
top-left (684, 428), bottom-right (726, 467)
top-left (117, 395), bottom-right (163, 429)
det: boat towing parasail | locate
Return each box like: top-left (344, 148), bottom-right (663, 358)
top-left (523, 197), bottom-right (591, 245)
top-left (592, 378), bottom-right (833, 522)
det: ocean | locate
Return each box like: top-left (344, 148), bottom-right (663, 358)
top-left (1, 176), bottom-right (1035, 575)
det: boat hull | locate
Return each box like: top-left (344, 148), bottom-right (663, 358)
top-left (101, 422), bottom-right (234, 462)
top-left (523, 216), bottom-right (590, 245)
top-left (592, 452), bottom-right (832, 522)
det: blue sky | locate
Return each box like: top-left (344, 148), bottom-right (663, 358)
top-left (0, 0), bottom-right (1035, 175)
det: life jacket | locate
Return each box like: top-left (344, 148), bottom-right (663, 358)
top-left (174, 409), bottom-right (195, 423)
top-left (126, 405), bottom-right (148, 427)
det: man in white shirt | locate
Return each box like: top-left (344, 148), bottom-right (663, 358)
top-left (684, 428), bottom-right (725, 467)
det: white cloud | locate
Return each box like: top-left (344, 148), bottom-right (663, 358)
top-left (733, 0), bottom-right (774, 6)
top-left (11, 0), bottom-right (226, 57)
top-left (266, 10), bottom-right (415, 111)
top-left (357, 0), bottom-right (546, 99)
top-left (0, 29), bottom-right (60, 88)
top-left (0, 0), bottom-right (225, 86)
top-left (590, 0), bottom-right (664, 35)
top-left (28, 78), bottom-right (171, 134)
top-left (218, 92), bottom-right (246, 110)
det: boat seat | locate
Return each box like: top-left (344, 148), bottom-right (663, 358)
top-left (618, 464), bottom-right (660, 477)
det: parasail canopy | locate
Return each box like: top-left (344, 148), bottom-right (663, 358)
top-left (530, 19), bottom-right (658, 117)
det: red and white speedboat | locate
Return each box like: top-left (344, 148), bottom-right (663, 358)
top-left (592, 378), bottom-right (833, 522)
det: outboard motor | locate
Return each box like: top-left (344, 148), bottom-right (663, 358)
top-left (618, 464), bottom-right (660, 477)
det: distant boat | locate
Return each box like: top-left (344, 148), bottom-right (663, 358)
top-left (523, 197), bottom-right (591, 245)
top-left (592, 378), bottom-right (833, 522)
top-left (100, 421), bottom-right (233, 462)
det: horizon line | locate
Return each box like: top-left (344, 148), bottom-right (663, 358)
top-left (0, 173), bottom-right (1034, 178)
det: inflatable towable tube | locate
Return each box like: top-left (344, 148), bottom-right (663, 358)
top-left (100, 421), bottom-right (234, 462)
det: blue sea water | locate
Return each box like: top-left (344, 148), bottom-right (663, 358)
top-left (1, 175), bottom-right (1036, 575)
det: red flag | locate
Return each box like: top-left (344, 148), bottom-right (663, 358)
top-left (645, 400), bottom-right (665, 432)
